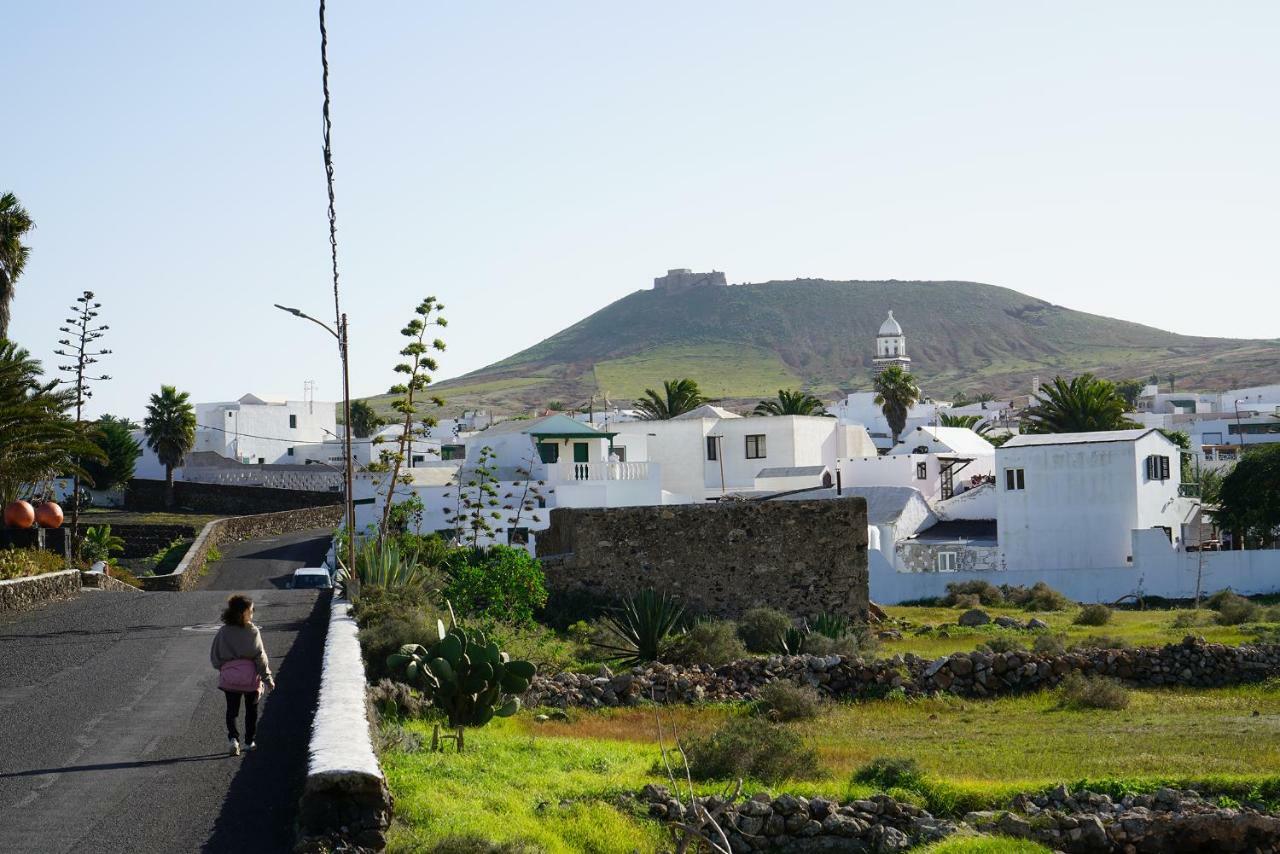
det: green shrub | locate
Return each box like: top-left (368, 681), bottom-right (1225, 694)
top-left (852, 756), bottom-right (926, 792)
top-left (1003, 582), bottom-right (1070, 612)
top-left (486, 619), bottom-right (587, 674)
top-left (811, 612), bottom-right (850, 640)
top-left (368, 678), bottom-right (427, 719)
top-left (1265, 606), bottom-right (1280, 623)
top-left (680, 717), bottom-right (819, 784)
top-left (424, 837), bottom-right (541, 854)
top-left (976, 635), bottom-right (1025, 654)
top-left (81, 525), bottom-right (125, 564)
top-left (1069, 635), bottom-right (1131, 651)
top-left (1032, 633), bottom-right (1067, 656)
top-left (443, 546), bottom-right (548, 625)
top-left (359, 609), bottom-right (442, 682)
top-left (1171, 610), bottom-right (1210, 629)
top-left (0, 548), bottom-right (65, 580)
top-left (1073, 604), bottom-right (1113, 626)
top-left (1056, 673), bottom-right (1130, 710)
top-left (755, 680), bottom-right (823, 722)
top-left (107, 565), bottom-right (143, 588)
top-left (665, 620), bottom-right (746, 665)
top-left (737, 607), bottom-right (794, 653)
top-left (945, 581), bottom-right (1004, 607)
top-left (593, 589), bottom-right (686, 666)
top-left (1213, 594), bottom-right (1263, 626)
top-left (950, 593), bottom-right (982, 609)
top-left (805, 627), bottom-right (878, 659)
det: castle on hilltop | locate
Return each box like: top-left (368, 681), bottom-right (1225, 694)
top-left (653, 268), bottom-right (727, 292)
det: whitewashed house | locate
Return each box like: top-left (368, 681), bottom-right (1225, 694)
top-left (839, 426), bottom-right (996, 503)
top-left (193, 394), bottom-right (338, 465)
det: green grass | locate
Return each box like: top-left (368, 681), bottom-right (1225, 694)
top-left (879, 604), bottom-right (1263, 659)
top-left (382, 682), bottom-right (1280, 850)
top-left (592, 343), bottom-right (806, 401)
top-left (917, 837), bottom-right (1052, 854)
top-left (77, 508), bottom-right (221, 528)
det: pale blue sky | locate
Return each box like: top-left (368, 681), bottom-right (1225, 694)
top-left (4, 2), bottom-right (1277, 419)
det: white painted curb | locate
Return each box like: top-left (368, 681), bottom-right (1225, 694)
top-left (308, 597), bottom-right (383, 779)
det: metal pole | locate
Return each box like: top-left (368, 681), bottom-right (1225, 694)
top-left (341, 313), bottom-right (356, 576)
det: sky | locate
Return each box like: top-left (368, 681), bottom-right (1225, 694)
top-left (4, 1), bottom-right (1277, 420)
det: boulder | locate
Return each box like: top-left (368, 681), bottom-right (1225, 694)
top-left (959, 609), bottom-right (991, 627)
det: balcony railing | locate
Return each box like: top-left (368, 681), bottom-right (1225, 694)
top-left (553, 460), bottom-right (653, 482)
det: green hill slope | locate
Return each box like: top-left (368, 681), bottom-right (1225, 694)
top-left (366, 279), bottom-right (1279, 413)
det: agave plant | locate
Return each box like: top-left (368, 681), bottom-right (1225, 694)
top-left (353, 538), bottom-right (434, 588)
top-left (777, 624), bottom-right (810, 655)
top-left (592, 589), bottom-right (687, 667)
top-left (810, 612), bottom-right (850, 640)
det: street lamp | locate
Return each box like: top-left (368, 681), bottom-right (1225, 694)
top-left (274, 303), bottom-right (356, 577)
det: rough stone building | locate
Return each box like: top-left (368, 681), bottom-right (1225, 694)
top-left (536, 496), bottom-right (869, 620)
top-left (652, 268), bottom-right (728, 292)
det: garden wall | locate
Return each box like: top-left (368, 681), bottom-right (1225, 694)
top-left (537, 497), bottom-right (869, 620)
top-left (524, 636), bottom-right (1280, 708)
top-left (125, 479), bottom-right (341, 515)
top-left (0, 569), bottom-right (81, 613)
top-left (140, 505), bottom-right (343, 592)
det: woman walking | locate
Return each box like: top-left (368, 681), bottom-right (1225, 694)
top-left (210, 594), bottom-right (275, 756)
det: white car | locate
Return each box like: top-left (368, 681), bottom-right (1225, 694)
top-left (288, 567), bottom-right (334, 590)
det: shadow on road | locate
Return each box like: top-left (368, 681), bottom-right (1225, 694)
top-left (0, 754), bottom-right (228, 779)
top-left (233, 540), bottom-right (332, 564)
top-left (203, 591), bottom-right (332, 854)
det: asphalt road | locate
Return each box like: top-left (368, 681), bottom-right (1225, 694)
top-left (0, 529), bottom-right (334, 854)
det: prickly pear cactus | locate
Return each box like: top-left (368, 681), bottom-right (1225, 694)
top-left (386, 620), bottom-right (536, 729)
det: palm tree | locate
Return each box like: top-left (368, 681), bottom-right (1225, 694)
top-left (634, 379), bottom-right (708, 420)
top-left (872, 365), bottom-right (920, 446)
top-left (348, 399), bottom-right (385, 439)
top-left (144, 385), bottom-right (196, 508)
top-left (0, 341), bottom-right (102, 505)
top-left (0, 192), bottom-right (35, 341)
top-left (938, 412), bottom-right (983, 429)
top-left (1022, 374), bottom-right (1139, 434)
top-left (754, 389), bottom-right (828, 416)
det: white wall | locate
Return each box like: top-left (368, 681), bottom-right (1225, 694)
top-left (194, 398), bottom-right (338, 465)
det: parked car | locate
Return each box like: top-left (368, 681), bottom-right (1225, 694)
top-left (287, 567), bottom-right (333, 589)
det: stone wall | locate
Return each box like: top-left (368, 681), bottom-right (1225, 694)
top-left (537, 497), bottom-right (869, 620)
top-left (140, 505), bottom-right (343, 592)
top-left (897, 541), bottom-right (1000, 573)
top-left (523, 636), bottom-right (1280, 708)
top-left (80, 572), bottom-right (143, 593)
top-left (0, 569), bottom-right (81, 613)
top-left (125, 479), bottom-right (342, 515)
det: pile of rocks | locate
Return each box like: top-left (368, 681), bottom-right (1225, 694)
top-left (521, 637), bottom-right (1280, 708)
top-left (638, 785), bottom-right (1280, 853)
top-left (638, 786), bottom-right (957, 853)
top-left (966, 785), bottom-right (1280, 853)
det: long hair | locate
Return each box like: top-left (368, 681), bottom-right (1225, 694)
top-left (221, 594), bottom-right (253, 627)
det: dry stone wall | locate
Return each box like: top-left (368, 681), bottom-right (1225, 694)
top-left (0, 569), bottom-right (80, 613)
top-left (125, 479), bottom-right (341, 515)
top-left (537, 497), bottom-right (869, 620)
top-left (523, 636), bottom-right (1280, 708)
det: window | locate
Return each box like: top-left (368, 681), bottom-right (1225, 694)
top-left (1004, 468), bottom-right (1025, 490)
top-left (509, 528), bottom-right (530, 545)
top-left (937, 552), bottom-right (958, 572)
top-left (1145, 454), bottom-right (1171, 481)
top-left (441, 444), bottom-right (465, 461)
top-left (706, 436), bottom-right (718, 461)
top-left (287, 447), bottom-right (294, 457)
top-left (257, 457), bottom-right (265, 465)
top-left (537, 442), bottom-right (559, 464)
top-left (610, 446), bottom-right (626, 462)
top-left (289, 414), bottom-right (297, 429)
top-left (745, 434), bottom-right (767, 459)
top-left (915, 462), bottom-right (928, 480)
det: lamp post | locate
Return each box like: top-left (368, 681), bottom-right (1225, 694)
top-left (275, 303), bottom-right (356, 577)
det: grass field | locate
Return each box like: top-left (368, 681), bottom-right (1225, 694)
top-left (382, 682), bottom-right (1280, 852)
top-left (592, 343), bottom-right (806, 401)
top-left (77, 508), bottom-right (221, 528)
top-left (876, 603), bottom-right (1274, 659)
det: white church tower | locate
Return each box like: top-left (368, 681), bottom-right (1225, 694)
top-left (872, 310), bottom-right (911, 374)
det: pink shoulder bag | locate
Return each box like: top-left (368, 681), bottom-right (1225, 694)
top-left (218, 659), bottom-right (262, 693)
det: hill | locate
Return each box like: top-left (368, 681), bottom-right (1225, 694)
top-left (363, 279), bottom-right (1280, 414)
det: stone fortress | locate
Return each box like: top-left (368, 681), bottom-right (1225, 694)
top-left (652, 268), bottom-right (728, 292)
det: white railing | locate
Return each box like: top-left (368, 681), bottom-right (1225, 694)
top-left (553, 461), bottom-right (653, 482)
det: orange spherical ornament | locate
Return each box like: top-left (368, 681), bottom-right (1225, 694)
top-left (35, 501), bottom-right (64, 529)
top-left (4, 500), bottom-right (36, 529)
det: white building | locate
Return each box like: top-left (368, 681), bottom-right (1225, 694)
top-left (194, 393), bottom-right (338, 465)
top-left (996, 428), bottom-right (1197, 572)
top-left (871, 310), bottom-right (911, 374)
top-left (840, 425), bottom-right (996, 502)
top-left (1132, 382), bottom-right (1280, 471)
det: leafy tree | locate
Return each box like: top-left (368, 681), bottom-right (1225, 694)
top-left (379, 297), bottom-right (447, 536)
top-left (634, 378), bottom-right (708, 420)
top-left (348, 399), bottom-right (384, 439)
top-left (1021, 374), bottom-right (1139, 434)
top-left (1158, 428), bottom-right (1193, 481)
top-left (0, 342), bottom-right (101, 505)
top-left (872, 365), bottom-right (920, 446)
top-left (442, 545), bottom-right (548, 625)
top-left (0, 192), bottom-right (35, 340)
top-left (82, 415), bottom-right (142, 492)
top-left (754, 389), bottom-right (827, 416)
top-left (1198, 464), bottom-right (1231, 506)
top-left (1115, 379), bottom-right (1145, 410)
top-left (1211, 445), bottom-right (1280, 548)
top-left (143, 385), bottom-right (196, 509)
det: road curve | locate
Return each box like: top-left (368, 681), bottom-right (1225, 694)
top-left (0, 528), bottom-right (334, 854)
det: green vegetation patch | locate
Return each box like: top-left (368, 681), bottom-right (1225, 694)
top-left (592, 343), bottom-right (805, 401)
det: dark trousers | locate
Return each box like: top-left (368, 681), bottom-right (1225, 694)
top-left (223, 689), bottom-right (259, 743)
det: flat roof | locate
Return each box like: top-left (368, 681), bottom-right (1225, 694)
top-left (1002, 428), bottom-right (1159, 448)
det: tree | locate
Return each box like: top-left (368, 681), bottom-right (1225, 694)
top-left (82, 415), bottom-right (142, 493)
top-left (348, 399), bottom-right (384, 439)
top-left (635, 379), bottom-right (708, 420)
top-left (0, 342), bottom-right (101, 505)
top-left (1210, 445), bottom-right (1280, 548)
top-left (938, 412), bottom-right (983, 429)
top-left (442, 445), bottom-right (502, 549)
top-left (1158, 428), bottom-right (1193, 481)
top-left (753, 389), bottom-right (827, 416)
top-left (143, 385), bottom-right (196, 509)
top-left (1021, 374), bottom-right (1139, 434)
top-left (1115, 379), bottom-right (1145, 410)
top-left (0, 192), bottom-right (35, 341)
top-left (55, 290), bottom-right (112, 551)
top-left (379, 297), bottom-right (447, 536)
top-left (872, 365), bottom-right (920, 446)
